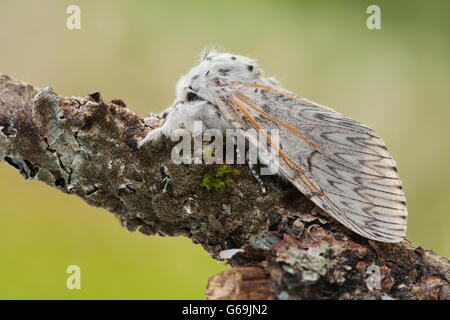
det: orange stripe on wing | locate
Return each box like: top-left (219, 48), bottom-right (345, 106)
top-left (235, 93), bottom-right (322, 149)
top-left (229, 97), bottom-right (319, 193)
top-left (235, 93), bottom-right (392, 159)
top-left (231, 81), bottom-right (316, 106)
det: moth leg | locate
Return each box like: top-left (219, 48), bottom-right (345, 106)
top-left (248, 163), bottom-right (266, 194)
top-left (137, 104), bottom-right (186, 149)
top-left (236, 136), bottom-right (266, 194)
top-left (137, 128), bottom-right (163, 149)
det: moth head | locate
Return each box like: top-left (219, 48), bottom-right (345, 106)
top-left (175, 68), bottom-right (208, 104)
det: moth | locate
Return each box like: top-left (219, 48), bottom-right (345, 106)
top-left (138, 50), bottom-right (408, 243)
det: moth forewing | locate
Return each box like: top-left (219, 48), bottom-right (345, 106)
top-left (211, 80), bottom-right (407, 243)
top-left (142, 51), bottom-right (408, 243)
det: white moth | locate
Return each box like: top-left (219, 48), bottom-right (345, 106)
top-left (138, 50), bottom-right (408, 243)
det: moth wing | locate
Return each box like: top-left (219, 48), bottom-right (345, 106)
top-left (213, 83), bottom-right (407, 243)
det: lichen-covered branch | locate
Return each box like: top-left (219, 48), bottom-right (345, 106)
top-left (0, 74), bottom-right (448, 300)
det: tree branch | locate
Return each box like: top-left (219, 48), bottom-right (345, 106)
top-left (0, 74), bottom-right (448, 300)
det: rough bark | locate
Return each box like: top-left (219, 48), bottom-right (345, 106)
top-left (0, 74), bottom-right (448, 300)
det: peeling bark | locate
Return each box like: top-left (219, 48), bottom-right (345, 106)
top-left (0, 74), bottom-right (448, 300)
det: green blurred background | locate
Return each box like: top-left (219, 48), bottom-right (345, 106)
top-left (0, 0), bottom-right (449, 299)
